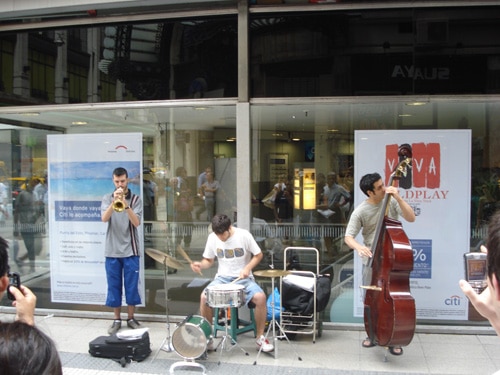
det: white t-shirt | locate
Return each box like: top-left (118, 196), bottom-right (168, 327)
top-left (203, 227), bottom-right (262, 278)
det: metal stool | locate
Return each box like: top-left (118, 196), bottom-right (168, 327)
top-left (213, 302), bottom-right (257, 342)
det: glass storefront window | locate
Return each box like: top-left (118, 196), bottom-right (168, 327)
top-left (251, 97), bottom-right (499, 324)
top-left (0, 101), bottom-right (237, 316)
top-left (0, 96), bottom-right (498, 327)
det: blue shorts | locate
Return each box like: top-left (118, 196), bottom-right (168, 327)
top-left (205, 275), bottom-right (263, 306)
top-left (105, 256), bottom-right (141, 308)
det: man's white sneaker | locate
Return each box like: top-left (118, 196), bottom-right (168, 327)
top-left (206, 338), bottom-right (215, 351)
top-left (256, 335), bottom-right (274, 352)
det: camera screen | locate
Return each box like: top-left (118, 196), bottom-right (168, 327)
top-left (7, 272), bottom-right (20, 301)
top-left (467, 259), bottom-right (487, 282)
top-left (9, 274), bottom-right (18, 286)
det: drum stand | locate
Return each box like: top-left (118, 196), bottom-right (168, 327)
top-left (215, 307), bottom-right (249, 365)
top-left (152, 256), bottom-right (174, 362)
top-left (253, 272), bottom-right (302, 365)
top-left (169, 360), bottom-right (206, 375)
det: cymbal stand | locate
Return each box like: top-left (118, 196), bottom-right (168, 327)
top-left (215, 305), bottom-right (249, 365)
top-left (152, 255), bottom-right (174, 361)
top-left (253, 273), bottom-right (302, 365)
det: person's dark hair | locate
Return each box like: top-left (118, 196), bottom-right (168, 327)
top-left (0, 236), bottom-right (9, 277)
top-left (0, 321), bottom-right (63, 375)
top-left (359, 173), bottom-right (382, 197)
top-left (112, 167), bottom-right (128, 178)
top-left (211, 214), bottom-right (231, 234)
top-left (487, 210), bottom-right (500, 282)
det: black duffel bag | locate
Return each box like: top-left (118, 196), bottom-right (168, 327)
top-left (282, 274), bottom-right (331, 315)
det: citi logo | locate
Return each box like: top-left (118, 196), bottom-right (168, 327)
top-left (444, 295), bottom-right (461, 306)
top-left (385, 143), bottom-right (441, 189)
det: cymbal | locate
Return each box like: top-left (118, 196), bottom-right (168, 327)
top-left (145, 248), bottom-right (185, 270)
top-left (254, 269), bottom-right (290, 278)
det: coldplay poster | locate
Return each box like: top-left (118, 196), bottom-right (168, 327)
top-left (353, 129), bottom-right (471, 320)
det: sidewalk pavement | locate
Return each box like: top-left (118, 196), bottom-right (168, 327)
top-left (2, 312), bottom-right (499, 375)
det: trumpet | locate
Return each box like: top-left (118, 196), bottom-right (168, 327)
top-left (113, 189), bottom-right (126, 212)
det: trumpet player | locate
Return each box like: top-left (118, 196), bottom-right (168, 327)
top-left (101, 167), bottom-right (143, 335)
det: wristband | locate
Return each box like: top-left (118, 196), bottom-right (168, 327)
top-left (125, 206), bottom-right (130, 210)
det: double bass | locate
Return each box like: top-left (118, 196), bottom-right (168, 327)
top-left (362, 144), bottom-right (416, 348)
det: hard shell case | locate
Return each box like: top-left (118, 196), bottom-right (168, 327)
top-left (88, 331), bottom-right (151, 362)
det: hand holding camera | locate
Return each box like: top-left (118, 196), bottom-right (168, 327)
top-left (464, 251), bottom-right (488, 294)
top-left (6, 274), bottom-right (37, 326)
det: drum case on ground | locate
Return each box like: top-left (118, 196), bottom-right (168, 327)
top-left (88, 331), bottom-right (152, 364)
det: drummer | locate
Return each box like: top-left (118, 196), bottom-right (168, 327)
top-left (190, 214), bottom-right (274, 353)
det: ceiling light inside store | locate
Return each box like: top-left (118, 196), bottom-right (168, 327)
top-left (72, 121), bottom-right (88, 125)
top-left (398, 114), bottom-right (412, 117)
top-left (405, 101), bottom-right (428, 106)
top-left (20, 112), bottom-right (40, 116)
top-left (226, 137), bottom-right (236, 142)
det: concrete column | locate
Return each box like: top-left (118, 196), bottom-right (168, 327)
top-left (238, 0), bottom-right (249, 103)
top-left (236, 102), bottom-right (251, 230)
top-left (87, 28), bottom-right (101, 103)
top-left (54, 30), bottom-right (69, 103)
top-left (236, 0), bottom-right (251, 229)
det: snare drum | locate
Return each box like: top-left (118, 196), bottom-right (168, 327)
top-left (171, 315), bottom-right (212, 359)
top-left (205, 284), bottom-right (245, 308)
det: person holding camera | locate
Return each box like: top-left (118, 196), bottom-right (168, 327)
top-left (0, 236), bottom-right (37, 326)
top-left (0, 236), bottom-right (61, 374)
top-left (460, 210), bottom-right (500, 336)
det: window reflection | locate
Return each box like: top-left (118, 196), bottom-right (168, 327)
top-left (0, 4), bottom-right (498, 325)
top-left (0, 17), bottom-right (237, 105)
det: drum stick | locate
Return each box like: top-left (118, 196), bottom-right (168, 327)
top-left (230, 277), bottom-right (241, 284)
top-left (177, 245), bottom-right (203, 276)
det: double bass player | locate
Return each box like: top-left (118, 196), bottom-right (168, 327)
top-left (344, 172), bottom-right (416, 355)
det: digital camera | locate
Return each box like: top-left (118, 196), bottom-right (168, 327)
top-left (7, 271), bottom-right (21, 301)
top-left (464, 252), bottom-right (487, 294)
